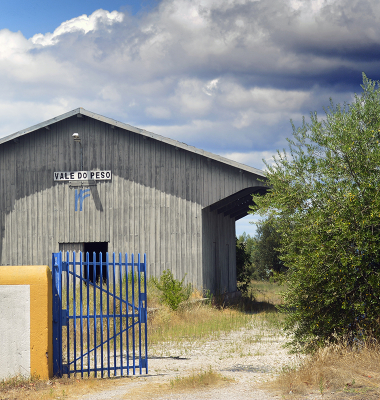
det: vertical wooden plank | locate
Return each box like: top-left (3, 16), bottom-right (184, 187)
top-left (14, 139), bottom-right (22, 264)
top-left (169, 147), bottom-right (176, 277)
top-left (51, 124), bottom-right (59, 254)
top-left (164, 145), bottom-right (170, 273)
top-left (138, 136), bottom-right (145, 255)
top-left (129, 131), bottom-right (136, 255)
top-left (123, 130), bottom-right (130, 255)
top-left (190, 154), bottom-right (197, 288)
top-left (87, 117), bottom-right (96, 242)
top-left (110, 127), bottom-right (117, 253)
top-left (42, 127), bottom-right (50, 265)
top-left (45, 126), bottom-right (51, 262)
top-left (148, 138), bottom-right (155, 277)
top-left (102, 122), bottom-right (109, 245)
top-left (134, 135), bottom-right (140, 255)
top-left (154, 140), bottom-right (161, 278)
top-left (184, 152), bottom-right (191, 283)
top-left (117, 128), bottom-right (123, 254)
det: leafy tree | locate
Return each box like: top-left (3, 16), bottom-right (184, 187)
top-left (251, 217), bottom-right (285, 279)
top-left (252, 74), bottom-right (380, 351)
top-left (236, 234), bottom-right (252, 293)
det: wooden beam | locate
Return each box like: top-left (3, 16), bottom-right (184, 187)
top-left (209, 187), bottom-right (262, 212)
top-left (219, 193), bottom-right (254, 215)
top-left (234, 211), bottom-right (250, 221)
top-left (229, 204), bottom-right (251, 219)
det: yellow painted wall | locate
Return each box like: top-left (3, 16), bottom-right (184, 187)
top-left (0, 266), bottom-right (53, 379)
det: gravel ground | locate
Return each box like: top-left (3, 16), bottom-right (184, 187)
top-left (76, 322), bottom-right (302, 400)
top-left (75, 322), bottom-right (378, 400)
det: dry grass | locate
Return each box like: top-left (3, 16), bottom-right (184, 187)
top-left (0, 374), bottom-right (116, 400)
top-left (270, 338), bottom-right (380, 398)
top-left (169, 366), bottom-right (231, 390)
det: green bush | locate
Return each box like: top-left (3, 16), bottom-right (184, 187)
top-left (252, 74), bottom-right (380, 351)
top-left (153, 270), bottom-right (192, 311)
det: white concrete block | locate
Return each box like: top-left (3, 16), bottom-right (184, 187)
top-left (0, 285), bottom-right (30, 380)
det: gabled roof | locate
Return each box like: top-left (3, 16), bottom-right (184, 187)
top-left (0, 107), bottom-right (266, 177)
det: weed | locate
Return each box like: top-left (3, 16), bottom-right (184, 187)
top-left (204, 289), bottom-right (213, 305)
top-left (152, 270), bottom-right (192, 311)
top-left (318, 376), bottom-right (324, 396)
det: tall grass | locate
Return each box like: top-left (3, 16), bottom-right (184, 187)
top-left (148, 279), bottom-right (285, 356)
top-left (149, 306), bottom-right (254, 345)
top-left (271, 338), bottom-right (380, 397)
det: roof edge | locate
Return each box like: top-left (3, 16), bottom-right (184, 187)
top-left (79, 109), bottom-right (266, 177)
top-left (0, 108), bottom-right (82, 146)
top-left (0, 107), bottom-right (266, 178)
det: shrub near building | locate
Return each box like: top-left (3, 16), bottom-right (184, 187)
top-left (252, 75), bottom-right (380, 351)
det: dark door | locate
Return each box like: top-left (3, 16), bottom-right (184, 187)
top-left (83, 242), bottom-right (108, 283)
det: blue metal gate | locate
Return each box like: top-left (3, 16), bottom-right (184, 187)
top-left (52, 251), bottom-right (148, 377)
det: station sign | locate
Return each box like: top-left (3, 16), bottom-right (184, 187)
top-left (54, 170), bottom-right (112, 181)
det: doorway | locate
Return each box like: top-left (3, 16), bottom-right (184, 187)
top-left (83, 242), bottom-right (108, 283)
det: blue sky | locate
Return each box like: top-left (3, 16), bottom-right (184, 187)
top-left (0, 0), bottom-right (158, 38)
top-left (1, 0), bottom-right (379, 237)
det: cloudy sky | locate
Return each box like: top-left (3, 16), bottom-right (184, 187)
top-left (1, 0), bottom-right (378, 235)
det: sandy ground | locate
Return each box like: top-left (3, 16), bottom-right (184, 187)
top-left (75, 322), bottom-right (304, 400)
top-left (73, 321), bottom-right (380, 400)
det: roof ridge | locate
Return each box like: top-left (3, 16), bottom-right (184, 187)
top-left (0, 107), bottom-right (266, 177)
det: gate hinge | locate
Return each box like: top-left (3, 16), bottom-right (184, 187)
top-left (62, 262), bottom-right (68, 272)
top-left (61, 310), bottom-right (68, 326)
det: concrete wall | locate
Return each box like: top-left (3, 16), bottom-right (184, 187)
top-left (0, 266), bottom-right (53, 380)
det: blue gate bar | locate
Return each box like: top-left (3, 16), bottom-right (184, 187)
top-left (79, 252), bottom-right (84, 378)
top-left (126, 253), bottom-right (129, 375)
top-left (112, 252), bottom-right (116, 376)
top-left (119, 253), bottom-right (123, 376)
top-left (65, 251), bottom-right (70, 377)
top-left (100, 254), bottom-right (104, 378)
top-left (138, 253), bottom-right (142, 375)
top-left (132, 253), bottom-right (136, 376)
top-left (144, 253), bottom-right (148, 372)
top-left (73, 251), bottom-right (77, 376)
top-left (86, 255), bottom-right (90, 377)
top-left (93, 252), bottom-right (97, 377)
top-left (106, 252), bottom-right (110, 378)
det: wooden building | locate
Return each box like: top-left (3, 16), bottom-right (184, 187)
top-left (0, 108), bottom-right (267, 293)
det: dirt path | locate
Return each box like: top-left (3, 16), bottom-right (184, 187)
top-left (73, 322), bottom-right (378, 400)
top-left (76, 322), bottom-right (300, 399)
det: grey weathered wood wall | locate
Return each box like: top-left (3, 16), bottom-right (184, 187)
top-left (0, 111), bottom-right (265, 292)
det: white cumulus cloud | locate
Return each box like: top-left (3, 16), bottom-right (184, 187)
top-left (0, 0), bottom-right (377, 164)
top-left (30, 9), bottom-right (124, 46)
